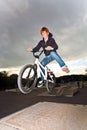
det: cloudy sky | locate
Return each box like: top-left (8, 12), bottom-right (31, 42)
top-left (0, 0), bottom-right (87, 75)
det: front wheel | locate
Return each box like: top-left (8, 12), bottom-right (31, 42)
top-left (17, 64), bottom-right (37, 94)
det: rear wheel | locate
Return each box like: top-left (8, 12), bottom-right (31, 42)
top-left (18, 64), bottom-right (37, 94)
top-left (46, 73), bottom-right (56, 93)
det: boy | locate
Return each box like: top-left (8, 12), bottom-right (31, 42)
top-left (28, 27), bottom-right (69, 83)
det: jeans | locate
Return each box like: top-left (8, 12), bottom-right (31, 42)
top-left (41, 51), bottom-right (66, 67)
top-left (40, 51), bottom-right (66, 81)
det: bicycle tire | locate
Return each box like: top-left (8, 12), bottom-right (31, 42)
top-left (17, 64), bottom-right (37, 94)
top-left (46, 73), bottom-right (56, 93)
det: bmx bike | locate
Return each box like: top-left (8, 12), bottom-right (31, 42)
top-left (17, 50), bottom-right (56, 94)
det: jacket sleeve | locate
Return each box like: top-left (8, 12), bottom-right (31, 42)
top-left (33, 41), bottom-right (42, 52)
top-left (50, 38), bottom-right (58, 50)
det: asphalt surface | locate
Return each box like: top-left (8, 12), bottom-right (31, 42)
top-left (0, 85), bottom-right (87, 119)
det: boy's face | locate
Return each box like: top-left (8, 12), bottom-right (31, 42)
top-left (41, 31), bottom-right (49, 39)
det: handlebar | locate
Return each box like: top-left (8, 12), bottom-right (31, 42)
top-left (31, 50), bottom-right (44, 58)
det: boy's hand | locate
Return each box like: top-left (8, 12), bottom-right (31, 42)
top-left (45, 46), bottom-right (53, 51)
top-left (27, 48), bottom-right (32, 52)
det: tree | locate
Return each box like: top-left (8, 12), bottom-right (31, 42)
top-left (0, 71), bottom-right (8, 89)
top-left (9, 74), bottom-right (18, 88)
top-left (85, 69), bottom-right (87, 75)
top-left (0, 71), bottom-right (18, 90)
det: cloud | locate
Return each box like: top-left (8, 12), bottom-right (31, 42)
top-left (0, 0), bottom-right (87, 70)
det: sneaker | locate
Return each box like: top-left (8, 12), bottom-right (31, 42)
top-left (62, 67), bottom-right (70, 73)
top-left (37, 80), bottom-right (43, 88)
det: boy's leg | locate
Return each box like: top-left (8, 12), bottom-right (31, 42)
top-left (41, 55), bottom-right (54, 66)
top-left (50, 51), bottom-right (70, 73)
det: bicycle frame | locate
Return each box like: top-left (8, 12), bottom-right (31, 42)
top-left (34, 57), bottom-right (48, 80)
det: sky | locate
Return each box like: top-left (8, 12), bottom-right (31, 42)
top-left (0, 0), bottom-right (87, 75)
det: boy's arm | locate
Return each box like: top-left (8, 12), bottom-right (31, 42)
top-left (50, 38), bottom-right (58, 50)
top-left (33, 41), bottom-right (42, 52)
top-left (45, 46), bottom-right (54, 51)
top-left (27, 41), bottom-right (42, 52)
top-left (45, 38), bottom-right (58, 51)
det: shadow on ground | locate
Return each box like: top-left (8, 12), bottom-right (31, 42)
top-left (0, 84), bottom-right (87, 119)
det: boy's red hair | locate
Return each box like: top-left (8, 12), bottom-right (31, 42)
top-left (40, 27), bottom-right (49, 34)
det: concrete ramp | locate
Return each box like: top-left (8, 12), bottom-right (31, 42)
top-left (0, 102), bottom-right (87, 130)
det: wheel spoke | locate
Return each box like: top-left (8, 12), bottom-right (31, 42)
top-left (26, 68), bottom-right (32, 78)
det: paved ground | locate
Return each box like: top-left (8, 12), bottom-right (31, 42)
top-left (0, 102), bottom-right (87, 130)
top-left (0, 84), bottom-right (87, 129)
top-left (0, 83), bottom-right (87, 119)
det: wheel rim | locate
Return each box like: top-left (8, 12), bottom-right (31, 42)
top-left (20, 66), bottom-right (36, 93)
